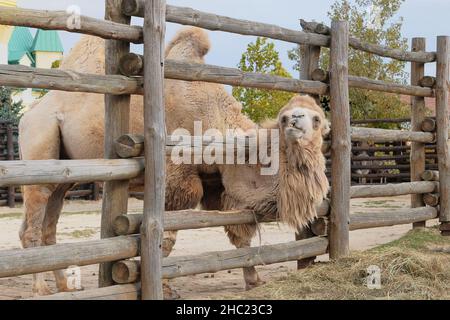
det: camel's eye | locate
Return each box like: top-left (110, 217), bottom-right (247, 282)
top-left (313, 116), bottom-right (321, 130)
top-left (281, 116), bottom-right (289, 125)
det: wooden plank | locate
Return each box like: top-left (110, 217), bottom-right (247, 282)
top-left (422, 170), bottom-right (439, 181)
top-left (0, 6), bottom-right (143, 43)
top-left (123, 1), bottom-right (436, 63)
top-left (121, 0), bottom-right (330, 47)
top-left (141, 0), bottom-right (166, 300)
top-left (329, 21), bottom-right (350, 259)
top-left (99, 0), bottom-right (132, 288)
top-left (113, 200), bottom-right (331, 236)
top-left (0, 159), bottom-right (144, 187)
top-left (436, 36), bottom-right (450, 225)
top-left (311, 207), bottom-right (438, 236)
top-left (113, 237), bottom-right (329, 284)
top-left (0, 236), bottom-right (140, 278)
top-left (411, 38), bottom-right (427, 228)
top-left (351, 127), bottom-right (434, 143)
top-left (350, 181), bottom-right (437, 199)
top-left (0, 64), bottom-right (143, 95)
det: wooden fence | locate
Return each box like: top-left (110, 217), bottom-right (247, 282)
top-left (0, 0), bottom-right (448, 300)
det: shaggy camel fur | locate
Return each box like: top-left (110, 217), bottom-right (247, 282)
top-left (18, 27), bottom-right (329, 295)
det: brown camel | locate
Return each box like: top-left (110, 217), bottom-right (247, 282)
top-left (18, 27), bottom-right (329, 295)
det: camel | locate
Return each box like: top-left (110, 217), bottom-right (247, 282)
top-left (18, 27), bottom-right (329, 296)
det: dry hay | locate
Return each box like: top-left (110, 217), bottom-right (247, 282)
top-left (233, 227), bottom-right (450, 300)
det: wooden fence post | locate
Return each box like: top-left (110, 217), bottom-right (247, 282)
top-left (6, 123), bottom-right (15, 208)
top-left (329, 21), bottom-right (350, 259)
top-left (435, 36), bottom-right (450, 234)
top-left (99, 0), bottom-right (131, 287)
top-left (296, 28), bottom-right (322, 269)
top-left (410, 38), bottom-right (427, 228)
top-left (141, 0), bottom-right (166, 300)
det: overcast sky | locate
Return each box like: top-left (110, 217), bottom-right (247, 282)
top-left (17, 0), bottom-right (450, 76)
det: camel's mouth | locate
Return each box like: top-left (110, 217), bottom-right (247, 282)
top-left (285, 125), bottom-right (308, 142)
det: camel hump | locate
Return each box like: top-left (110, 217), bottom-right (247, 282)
top-left (165, 26), bottom-right (211, 61)
top-left (60, 35), bottom-right (105, 75)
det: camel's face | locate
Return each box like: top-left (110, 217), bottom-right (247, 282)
top-left (279, 107), bottom-right (324, 144)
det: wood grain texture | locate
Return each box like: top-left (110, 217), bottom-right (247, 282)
top-left (0, 64), bottom-right (143, 95)
top-left (351, 127), bottom-right (435, 143)
top-left (0, 235), bottom-right (140, 278)
top-left (436, 36), bottom-right (450, 224)
top-left (123, 1), bottom-right (436, 63)
top-left (0, 159), bottom-right (144, 187)
top-left (329, 21), bottom-right (351, 259)
top-left (350, 181), bottom-right (437, 199)
top-left (141, 0), bottom-right (166, 300)
top-left (0, 6), bottom-right (143, 43)
top-left (28, 284), bottom-right (141, 300)
top-left (113, 200), bottom-right (331, 236)
top-left (100, 0), bottom-right (132, 288)
top-left (410, 38), bottom-right (427, 228)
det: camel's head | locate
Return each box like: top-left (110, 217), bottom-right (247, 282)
top-left (278, 95), bottom-right (330, 147)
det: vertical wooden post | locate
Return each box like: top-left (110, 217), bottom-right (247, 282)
top-left (99, 0), bottom-right (131, 287)
top-left (329, 21), bottom-right (350, 259)
top-left (435, 36), bottom-right (450, 234)
top-left (296, 36), bottom-right (321, 269)
top-left (141, 0), bottom-right (166, 300)
top-left (410, 38), bottom-right (427, 229)
top-left (6, 123), bottom-right (15, 208)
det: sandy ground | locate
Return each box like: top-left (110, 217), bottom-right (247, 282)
top-left (0, 195), bottom-right (439, 300)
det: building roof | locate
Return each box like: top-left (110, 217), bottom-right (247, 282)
top-left (30, 29), bottom-right (64, 53)
top-left (8, 26), bottom-right (34, 64)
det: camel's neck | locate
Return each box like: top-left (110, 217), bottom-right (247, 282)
top-left (276, 139), bottom-right (329, 230)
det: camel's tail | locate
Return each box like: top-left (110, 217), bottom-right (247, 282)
top-left (165, 26), bottom-right (211, 62)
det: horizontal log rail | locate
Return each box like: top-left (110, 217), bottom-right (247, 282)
top-left (115, 129), bottom-right (435, 159)
top-left (351, 127), bottom-right (435, 143)
top-left (0, 7), bottom-right (143, 43)
top-left (121, 55), bottom-right (432, 98)
top-left (0, 159), bottom-right (144, 187)
top-left (0, 236), bottom-right (140, 278)
top-left (350, 181), bottom-right (437, 198)
top-left (115, 237), bottom-right (329, 283)
top-left (311, 207), bottom-right (438, 236)
top-left (113, 200), bottom-right (331, 236)
top-left (0, 233), bottom-right (327, 281)
top-left (122, 0), bottom-right (435, 63)
top-left (0, 64), bottom-right (143, 95)
top-left (29, 284), bottom-right (141, 300)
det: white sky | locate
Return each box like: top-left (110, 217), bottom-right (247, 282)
top-left (17, 0), bottom-right (450, 77)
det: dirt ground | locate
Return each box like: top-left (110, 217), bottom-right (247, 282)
top-left (0, 195), bottom-right (439, 300)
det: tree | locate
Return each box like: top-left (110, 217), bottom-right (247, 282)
top-left (0, 87), bottom-right (24, 124)
top-left (289, 0), bottom-right (411, 128)
top-left (233, 37), bottom-right (295, 123)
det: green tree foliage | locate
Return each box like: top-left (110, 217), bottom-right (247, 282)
top-left (233, 37), bottom-right (295, 124)
top-left (0, 87), bottom-right (24, 124)
top-left (289, 0), bottom-right (410, 128)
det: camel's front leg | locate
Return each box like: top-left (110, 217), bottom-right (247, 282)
top-left (20, 185), bottom-right (53, 296)
top-left (225, 224), bottom-right (265, 291)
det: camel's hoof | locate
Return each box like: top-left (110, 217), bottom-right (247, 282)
top-left (33, 285), bottom-right (53, 296)
top-left (245, 279), bottom-right (266, 291)
top-left (163, 283), bottom-right (180, 300)
top-left (57, 285), bottom-right (84, 293)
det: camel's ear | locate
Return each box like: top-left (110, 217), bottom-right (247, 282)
top-left (322, 119), bottom-right (331, 137)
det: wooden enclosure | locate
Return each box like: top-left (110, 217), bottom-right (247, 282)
top-left (0, 0), bottom-right (449, 300)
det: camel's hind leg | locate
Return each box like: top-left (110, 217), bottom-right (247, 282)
top-left (163, 163), bottom-right (204, 299)
top-left (225, 224), bottom-right (265, 291)
top-left (41, 184), bottom-right (76, 292)
top-left (20, 185), bottom-right (55, 296)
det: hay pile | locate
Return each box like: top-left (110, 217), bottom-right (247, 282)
top-left (234, 228), bottom-right (450, 300)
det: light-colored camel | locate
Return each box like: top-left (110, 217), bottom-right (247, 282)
top-left (18, 27), bottom-right (329, 295)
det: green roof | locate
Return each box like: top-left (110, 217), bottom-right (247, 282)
top-left (8, 27), bottom-right (35, 64)
top-left (30, 30), bottom-right (64, 53)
